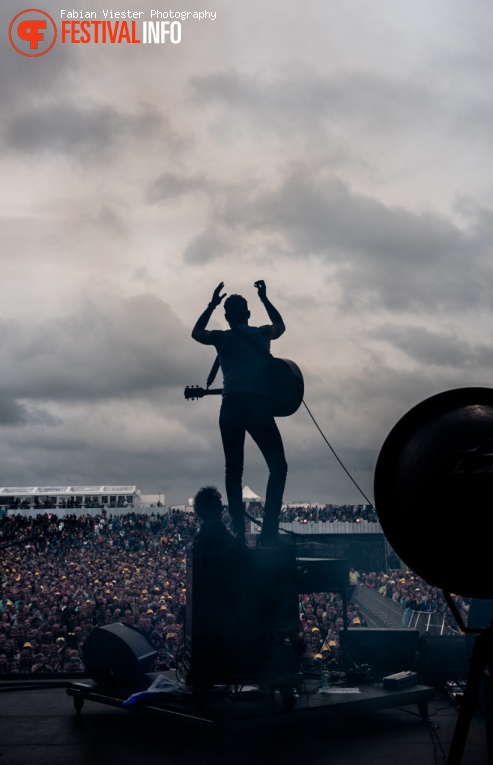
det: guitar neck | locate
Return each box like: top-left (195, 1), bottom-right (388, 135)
top-left (184, 386), bottom-right (223, 401)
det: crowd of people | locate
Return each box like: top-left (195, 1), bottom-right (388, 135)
top-left (248, 504), bottom-right (379, 524)
top-left (0, 511), bottom-right (196, 675)
top-left (350, 568), bottom-right (470, 631)
top-left (0, 509), bottom-right (466, 676)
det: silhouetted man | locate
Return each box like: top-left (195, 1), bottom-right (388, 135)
top-left (192, 280), bottom-right (287, 546)
top-left (192, 486), bottom-right (234, 551)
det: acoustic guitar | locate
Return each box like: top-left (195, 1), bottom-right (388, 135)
top-left (184, 357), bottom-right (304, 417)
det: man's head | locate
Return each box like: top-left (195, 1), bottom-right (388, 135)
top-left (193, 486), bottom-right (224, 524)
top-left (224, 294), bottom-right (250, 327)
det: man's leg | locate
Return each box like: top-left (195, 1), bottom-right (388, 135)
top-left (247, 398), bottom-right (288, 544)
top-left (219, 396), bottom-right (247, 543)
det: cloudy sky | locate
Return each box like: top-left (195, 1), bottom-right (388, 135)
top-left (2, 0), bottom-right (493, 506)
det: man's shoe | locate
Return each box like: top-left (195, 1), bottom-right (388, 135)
top-left (258, 530), bottom-right (279, 547)
top-left (258, 530), bottom-right (295, 548)
top-left (233, 532), bottom-right (247, 548)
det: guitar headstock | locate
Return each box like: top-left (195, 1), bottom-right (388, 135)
top-left (184, 385), bottom-right (207, 400)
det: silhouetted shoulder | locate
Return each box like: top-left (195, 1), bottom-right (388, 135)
top-left (259, 324), bottom-right (283, 341)
top-left (191, 328), bottom-right (225, 347)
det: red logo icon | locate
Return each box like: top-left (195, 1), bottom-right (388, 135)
top-left (9, 9), bottom-right (57, 56)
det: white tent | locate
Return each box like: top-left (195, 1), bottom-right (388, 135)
top-left (242, 486), bottom-right (263, 502)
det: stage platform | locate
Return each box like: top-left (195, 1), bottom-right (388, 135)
top-left (0, 675), bottom-right (488, 765)
top-left (65, 672), bottom-right (436, 729)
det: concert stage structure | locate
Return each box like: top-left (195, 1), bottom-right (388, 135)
top-left (65, 670), bottom-right (436, 730)
top-left (65, 546), bottom-right (437, 734)
top-left (0, 677), bottom-right (485, 765)
top-left (0, 540), bottom-right (488, 763)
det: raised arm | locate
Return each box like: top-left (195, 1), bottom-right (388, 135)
top-left (254, 280), bottom-right (285, 338)
top-left (191, 282), bottom-right (226, 345)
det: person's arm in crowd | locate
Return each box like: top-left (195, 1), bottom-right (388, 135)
top-left (191, 282), bottom-right (226, 346)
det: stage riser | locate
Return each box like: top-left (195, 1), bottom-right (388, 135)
top-left (340, 628), bottom-right (420, 677)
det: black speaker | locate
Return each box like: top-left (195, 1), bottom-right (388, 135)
top-left (419, 635), bottom-right (469, 686)
top-left (340, 628), bottom-right (420, 678)
top-left (296, 558), bottom-right (349, 593)
top-left (185, 547), bottom-right (299, 682)
top-left (82, 623), bottom-right (157, 691)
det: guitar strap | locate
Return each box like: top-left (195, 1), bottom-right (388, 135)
top-left (206, 355), bottom-right (221, 388)
top-left (206, 328), bottom-right (271, 388)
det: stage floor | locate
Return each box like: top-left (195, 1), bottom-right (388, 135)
top-left (0, 676), bottom-right (488, 765)
top-left (65, 674), bottom-right (436, 729)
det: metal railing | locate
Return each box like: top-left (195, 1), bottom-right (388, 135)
top-left (249, 520), bottom-right (383, 535)
top-left (407, 610), bottom-right (456, 636)
top-left (353, 585), bottom-right (456, 635)
top-left (351, 584), bottom-right (406, 628)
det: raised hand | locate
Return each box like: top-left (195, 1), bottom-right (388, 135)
top-left (254, 280), bottom-right (267, 301)
top-left (211, 282), bottom-right (226, 308)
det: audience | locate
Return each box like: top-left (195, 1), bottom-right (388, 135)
top-left (248, 503), bottom-right (379, 524)
top-left (0, 508), bottom-right (467, 675)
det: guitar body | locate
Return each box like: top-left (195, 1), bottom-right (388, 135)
top-left (185, 358), bottom-right (304, 417)
top-left (269, 358), bottom-right (304, 417)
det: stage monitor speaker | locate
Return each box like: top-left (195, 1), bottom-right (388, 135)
top-left (418, 634), bottom-right (469, 686)
top-left (82, 623), bottom-right (157, 691)
top-left (296, 558), bottom-right (349, 593)
top-left (340, 628), bottom-right (420, 678)
top-left (185, 547), bottom-right (299, 681)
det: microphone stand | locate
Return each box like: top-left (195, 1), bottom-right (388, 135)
top-left (444, 592), bottom-right (493, 765)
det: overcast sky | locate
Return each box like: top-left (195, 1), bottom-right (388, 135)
top-left (2, 0), bottom-right (493, 506)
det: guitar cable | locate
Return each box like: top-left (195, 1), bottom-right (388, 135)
top-left (243, 399), bottom-right (376, 535)
top-left (301, 400), bottom-right (375, 511)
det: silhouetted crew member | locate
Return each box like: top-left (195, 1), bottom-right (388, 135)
top-left (192, 280), bottom-right (287, 546)
top-left (192, 486), bottom-right (234, 551)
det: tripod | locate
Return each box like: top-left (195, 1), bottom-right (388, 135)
top-left (444, 593), bottom-right (493, 765)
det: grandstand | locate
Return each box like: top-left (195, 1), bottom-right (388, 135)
top-left (0, 485), bottom-right (164, 514)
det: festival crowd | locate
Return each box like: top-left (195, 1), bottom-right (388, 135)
top-left (0, 509), bottom-right (467, 675)
top-left (249, 504), bottom-right (379, 524)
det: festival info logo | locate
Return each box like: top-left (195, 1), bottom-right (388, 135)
top-left (9, 9), bottom-right (57, 57)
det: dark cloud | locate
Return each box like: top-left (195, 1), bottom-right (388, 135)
top-left (372, 324), bottom-right (493, 368)
top-left (0, 422), bottom-right (219, 498)
top-left (190, 63), bottom-right (493, 161)
top-left (183, 228), bottom-right (230, 264)
top-left (185, 167), bottom-right (493, 313)
top-left (190, 68), bottom-right (440, 142)
top-left (3, 103), bottom-right (122, 155)
top-left (0, 394), bottom-right (60, 428)
top-left (2, 100), bottom-right (167, 157)
top-left (128, 104), bottom-right (165, 142)
top-left (148, 172), bottom-right (209, 203)
top-left (0, 394), bottom-right (28, 426)
top-left (0, 293), bottom-right (200, 402)
top-left (220, 170), bottom-right (462, 263)
top-left (94, 205), bottom-right (128, 237)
